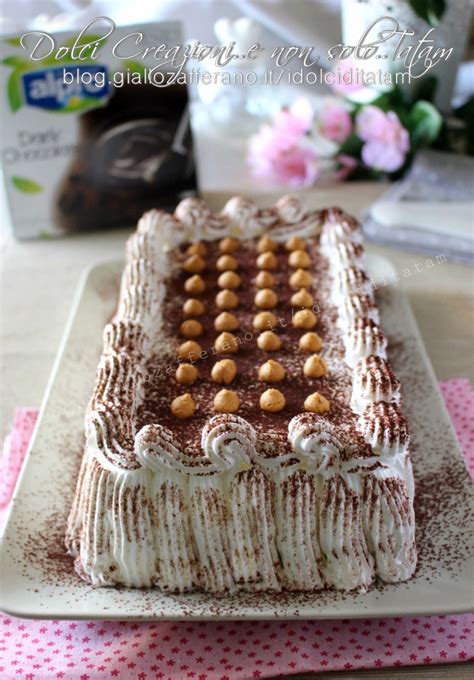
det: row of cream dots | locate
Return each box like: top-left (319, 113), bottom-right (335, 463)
top-left (171, 235), bottom-right (330, 419)
top-left (247, 234), bottom-right (330, 415)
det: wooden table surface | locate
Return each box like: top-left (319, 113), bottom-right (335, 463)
top-left (1, 183), bottom-right (473, 678)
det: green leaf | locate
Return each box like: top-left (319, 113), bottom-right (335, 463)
top-left (412, 75), bottom-right (438, 104)
top-left (3, 37), bottom-right (22, 47)
top-left (339, 133), bottom-right (363, 157)
top-left (1, 55), bottom-right (29, 68)
top-left (368, 93), bottom-right (390, 112)
top-left (427, 0), bottom-right (446, 25)
top-left (408, 100), bottom-right (442, 146)
top-left (122, 59), bottom-right (147, 77)
top-left (11, 176), bottom-right (43, 194)
top-left (7, 71), bottom-right (23, 112)
top-left (409, 0), bottom-right (446, 26)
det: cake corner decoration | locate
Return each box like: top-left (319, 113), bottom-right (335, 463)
top-left (66, 195), bottom-right (417, 593)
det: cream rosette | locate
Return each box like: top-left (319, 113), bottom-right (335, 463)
top-left (138, 208), bottom-right (183, 257)
top-left (87, 408), bottom-right (139, 471)
top-left (275, 194), bottom-right (307, 223)
top-left (221, 196), bottom-right (277, 238)
top-left (135, 424), bottom-right (209, 475)
top-left (175, 197), bottom-right (228, 240)
top-left (320, 207), bottom-right (363, 253)
top-left (345, 318), bottom-right (388, 367)
top-left (288, 413), bottom-right (347, 473)
top-left (351, 355), bottom-right (401, 413)
top-left (135, 414), bottom-right (257, 476)
top-left (357, 401), bottom-right (410, 457)
top-left (128, 209), bottom-right (178, 264)
top-left (201, 414), bottom-right (257, 473)
top-left (271, 196), bottom-right (321, 241)
top-left (339, 293), bottom-right (380, 329)
top-left (333, 266), bottom-right (374, 306)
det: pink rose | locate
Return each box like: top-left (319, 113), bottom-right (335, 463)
top-left (361, 141), bottom-right (407, 173)
top-left (356, 106), bottom-right (410, 172)
top-left (247, 124), bottom-right (287, 177)
top-left (248, 124), bottom-right (319, 188)
top-left (271, 146), bottom-right (319, 188)
top-left (356, 106), bottom-right (389, 142)
top-left (248, 99), bottom-right (319, 187)
top-left (319, 103), bottom-right (352, 143)
top-left (331, 59), bottom-right (364, 95)
top-left (274, 97), bottom-right (314, 142)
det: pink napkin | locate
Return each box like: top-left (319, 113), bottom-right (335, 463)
top-left (1, 380), bottom-right (473, 679)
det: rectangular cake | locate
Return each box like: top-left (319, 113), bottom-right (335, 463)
top-left (66, 196), bottom-right (416, 593)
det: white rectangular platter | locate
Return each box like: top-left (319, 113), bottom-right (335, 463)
top-left (1, 256), bottom-right (473, 620)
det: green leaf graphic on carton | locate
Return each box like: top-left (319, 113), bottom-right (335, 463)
top-left (122, 59), bottom-right (147, 77)
top-left (2, 55), bottom-right (29, 68)
top-left (7, 71), bottom-right (23, 112)
top-left (55, 96), bottom-right (104, 114)
top-left (2, 32), bottom-right (108, 112)
top-left (3, 54), bottom-right (29, 112)
top-left (3, 37), bottom-right (23, 47)
top-left (11, 176), bottom-right (43, 193)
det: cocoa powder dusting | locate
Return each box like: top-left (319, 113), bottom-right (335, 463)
top-left (138, 237), bottom-right (369, 460)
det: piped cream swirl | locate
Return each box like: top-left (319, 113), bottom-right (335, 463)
top-left (351, 355), bottom-right (401, 413)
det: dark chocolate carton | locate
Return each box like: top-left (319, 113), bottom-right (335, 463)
top-left (0, 20), bottom-right (196, 239)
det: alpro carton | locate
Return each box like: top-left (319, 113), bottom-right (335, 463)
top-left (0, 20), bottom-right (196, 239)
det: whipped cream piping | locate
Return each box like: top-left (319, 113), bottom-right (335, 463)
top-left (176, 197), bottom-right (229, 240)
top-left (273, 469), bottom-right (325, 590)
top-left (351, 356), bottom-right (401, 413)
top-left (135, 424), bottom-right (214, 475)
top-left (334, 241), bottom-right (364, 269)
top-left (227, 468), bottom-right (281, 591)
top-left (362, 475), bottom-right (416, 582)
top-left (357, 401), bottom-right (409, 456)
top-left (275, 194), bottom-right (308, 223)
top-left (174, 194), bottom-right (321, 242)
top-left (137, 208), bottom-right (183, 253)
top-left (318, 475), bottom-right (374, 590)
top-left (320, 208), bottom-right (417, 584)
top-left (103, 320), bottom-right (145, 356)
top-left (344, 318), bottom-right (388, 367)
top-left (87, 352), bottom-right (141, 471)
top-left (150, 471), bottom-right (199, 592)
top-left (288, 413), bottom-right (345, 473)
top-left (339, 294), bottom-right (380, 328)
top-left (202, 414), bottom-right (256, 470)
top-left (221, 196), bottom-right (278, 236)
top-left (188, 473), bottom-right (238, 593)
top-left (333, 266), bottom-right (374, 304)
top-left (320, 207), bottom-right (363, 252)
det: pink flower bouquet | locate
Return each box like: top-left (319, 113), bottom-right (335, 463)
top-left (247, 81), bottom-right (443, 188)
